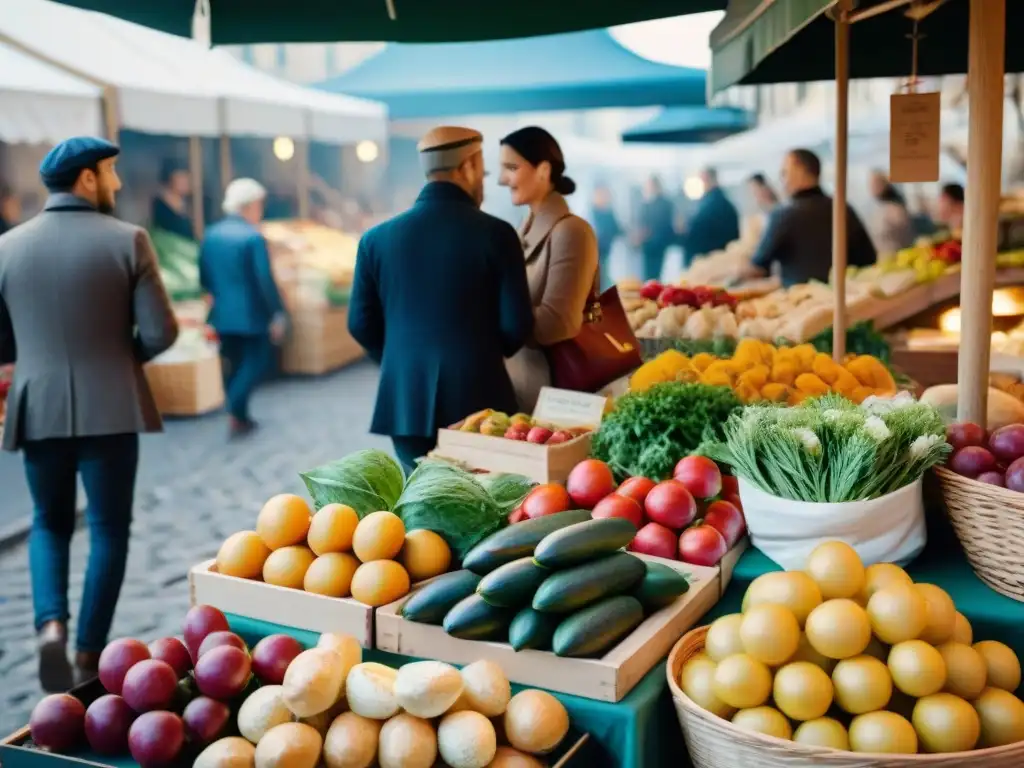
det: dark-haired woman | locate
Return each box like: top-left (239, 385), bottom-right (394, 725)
top-left (498, 126), bottom-right (598, 411)
top-left (151, 160), bottom-right (195, 240)
top-left (868, 170), bottom-right (914, 255)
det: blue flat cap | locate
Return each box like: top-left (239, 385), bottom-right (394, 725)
top-left (40, 136), bottom-right (120, 191)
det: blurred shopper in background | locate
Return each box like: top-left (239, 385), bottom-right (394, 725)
top-left (747, 173), bottom-right (779, 213)
top-left (0, 186), bottom-right (22, 236)
top-left (867, 169), bottom-right (914, 255)
top-left (589, 183), bottom-right (621, 290)
top-left (677, 167), bottom-right (739, 265)
top-left (935, 182), bottom-right (965, 234)
top-left (200, 178), bottom-right (286, 439)
top-left (0, 137), bottom-right (178, 691)
top-left (151, 160), bottom-right (195, 240)
top-left (636, 175), bottom-right (675, 282)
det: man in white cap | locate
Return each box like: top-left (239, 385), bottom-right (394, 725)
top-left (199, 178), bottom-right (286, 437)
top-left (348, 126), bottom-right (534, 472)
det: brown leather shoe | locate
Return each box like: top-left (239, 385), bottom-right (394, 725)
top-left (73, 651), bottom-right (101, 688)
top-left (38, 621), bottom-right (73, 693)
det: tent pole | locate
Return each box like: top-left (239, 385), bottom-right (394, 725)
top-left (189, 136), bottom-right (205, 240)
top-left (219, 134), bottom-right (232, 193)
top-left (831, 1), bottom-right (851, 362)
top-left (957, 0), bottom-right (1006, 426)
top-left (297, 139), bottom-right (311, 220)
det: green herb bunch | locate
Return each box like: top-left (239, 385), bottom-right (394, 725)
top-left (699, 392), bottom-right (950, 503)
top-left (592, 382), bottom-right (743, 481)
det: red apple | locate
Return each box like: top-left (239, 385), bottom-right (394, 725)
top-left (197, 631), bottom-right (247, 660)
top-left (617, 476), bottom-right (656, 506)
top-left (644, 480), bottom-right (697, 530)
top-left (183, 606), bottom-right (230, 662)
top-left (591, 493), bottom-right (644, 528)
top-left (504, 423), bottom-right (530, 441)
top-left (148, 638), bottom-right (192, 678)
top-left (678, 525), bottom-right (728, 567)
top-left (673, 456), bottom-right (722, 499)
top-left (526, 426), bottom-right (553, 444)
top-left (99, 639), bottom-right (151, 695)
top-left (566, 459), bottom-right (617, 509)
top-left (546, 430), bottom-right (574, 445)
top-left (251, 634), bottom-right (304, 685)
top-left (194, 646), bottom-right (251, 701)
top-left (702, 500), bottom-right (746, 548)
top-left (946, 422), bottom-right (986, 452)
top-left (628, 522), bottom-right (678, 560)
top-left (121, 660), bottom-right (179, 713)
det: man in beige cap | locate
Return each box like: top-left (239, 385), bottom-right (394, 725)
top-left (348, 127), bottom-right (533, 472)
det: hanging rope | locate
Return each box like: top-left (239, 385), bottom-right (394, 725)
top-left (192, 0), bottom-right (212, 48)
top-left (385, 0), bottom-right (397, 21)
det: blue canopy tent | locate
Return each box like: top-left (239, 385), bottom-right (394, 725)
top-left (316, 30), bottom-right (707, 118)
top-left (621, 106), bottom-right (752, 144)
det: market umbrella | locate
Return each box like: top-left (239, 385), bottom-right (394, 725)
top-left (621, 106), bottom-right (752, 144)
top-left (316, 31), bottom-right (707, 119)
top-left (708, 0), bottom-right (1015, 424)
top-left (45, 0), bottom-right (727, 44)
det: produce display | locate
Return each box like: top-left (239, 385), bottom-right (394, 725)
top-left (150, 323), bottom-right (219, 365)
top-left (28, 604), bottom-right (574, 767)
top-left (630, 341), bottom-right (898, 407)
top-left (920, 384), bottom-right (1024, 430)
top-left (453, 409), bottom-right (592, 445)
top-left (679, 541), bottom-right (1024, 753)
top-left (403, 514), bottom-right (692, 657)
top-left (944, 420), bottom-right (1024, 492)
top-left (151, 228), bottom-right (201, 302)
top-left (262, 220), bottom-right (360, 310)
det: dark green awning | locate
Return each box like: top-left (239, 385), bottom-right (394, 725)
top-left (622, 106), bottom-right (753, 143)
top-left (709, 0), bottom-right (1024, 96)
top-left (47, 0), bottom-right (726, 44)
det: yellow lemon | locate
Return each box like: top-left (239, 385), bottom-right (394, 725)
top-left (937, 642), bottom-right (988, 701)
top-left (679, 656), bottom-right (735, 719)
top-left (859, 563), bottom-right (913, 604)
top-left (352, 511), bottom-right (406, 563)
top-left (888, 640), bottom-right (947, 698)
top-left (740, 604), bottom-right (801, 666)
top-left (832, 655), bottom-right (892, 715)
top-left (867, 583), bottom-right (928, 645)
top-left (914, 584), bottom-right (957, 645)
top-left (256, 494), bottom-right (313, 550)
top-left (806, 541), bottom-right (865, 600)
top-left (974, 687), bottom-right (1024, 748)
top-left (912, 693), bottom-right (981, 753)
top-left (793, 718), bottom-right (849, 750)
top-left (743, 571), bottom-right (822, 627)
top-left (731, 707), bottom-right (792, 740)
top-left (974, 641), bottom-right (1023, 692)
top-left (705, 614), bottom-right (745, 662)
top-left (773, 662), bottom-right (833, 721)
top-left (805, 599), bottom-right (872, 660)
top-left (952, 612), bottom-right (973, 645)
top-left (713, 654), bottom-right (772, 710)
top-left (849, 711), bottom-right (918, 753)
top-left (307, 503), bottom-right (359, 556)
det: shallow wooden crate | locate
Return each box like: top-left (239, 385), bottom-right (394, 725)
top-left (435, 427), bottom-right (592, 485)
top-left (376, 555), bottom-right (720, 703)
top-left (143, 355), bottom-right (224, 417)
top-left (281, 306), bottom-right (364, 375)
top-left (188, 559), bottom-right (374, 648)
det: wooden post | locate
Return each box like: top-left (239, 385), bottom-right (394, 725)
top-left (219, 134), bottom-right (232, 193)
top-left (188, 136), bottom-right (205, 240)
top-left (957, 0), bottom-right (1006, 426)
top-left (101, 86), bottom-right (120, 144)
top-left (297, 139), bottom-right (311, 220)
top-left (832, 3), bottom-right (851, 362)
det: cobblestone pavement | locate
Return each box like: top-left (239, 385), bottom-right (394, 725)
top-left (0, 361), bottom-right (388, 733)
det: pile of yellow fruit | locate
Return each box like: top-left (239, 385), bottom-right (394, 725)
top-left (680, 541), bottom-right (1024, 754)
top-left (215, 495), bottom-right (452, 607)
top-left (631, 340), bottom-right (898, 405)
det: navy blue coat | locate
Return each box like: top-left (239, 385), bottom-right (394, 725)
top-left (199, 215), bottom-right (284, 337)
top-left (681, 186), bottom-right (740, 263)
top-left (348, 181), bottom-right (533, 438)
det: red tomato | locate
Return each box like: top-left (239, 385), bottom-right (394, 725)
top-left (565, 459), bottom-right (617, 509)
top-left (720, 474), bottom-right (739, 497)
top-left (678, 525), bottom-right (728, 567)
top-left (673, 456), bottom-right (722, 500)
top-left (644, 480), bottom-right (697, 530)
top-left (508, 507), bottom-right (527, 524)
top-left (723, 493), bottom-right (743, 513)
top-left (521, 483), bottom-right (572, 519)
top-left (592, 493), bottom-right (644, 529)
top-left (702, 500), bottom-right (746, 548)
top-left (628, 522), bottom-right (677, 559)
top-left (617, 477), bottom-right (657, 506)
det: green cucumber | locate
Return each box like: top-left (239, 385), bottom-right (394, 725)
top-left (533, 518), bottom-right (637, 569)
top-left (532, 552), bottom-right (646, 614)
top-left (400, 570), bottom-right (482, 625)
top-left (462, 509), bottom-right (592, 575)
top-left (632, 561), bottom-right (690, 611)
top-left (508, 607), bottom-right (561, 651)
top-left (477, 557), bottom-right (550, 607)
top-left (442, 594), bottom-right (514, 640)
top-left (553, 596), bottom-right (645, 658)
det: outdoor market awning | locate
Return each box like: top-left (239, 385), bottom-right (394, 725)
top-left (0, 41), bottom-right (102, 144)
top-left (622, 106), bottom-right (752, 144)
top-left (316, 30), bottom-right (707, 119)
top-left (709, 0), bottom-right (1024, 96)
top-left (43, 0), bottom-right (726, 44)
top-left (0, 0), bottom-right (387, 141)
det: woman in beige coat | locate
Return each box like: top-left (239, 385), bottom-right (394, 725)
top-left (498, 127), bottom-right (599, 412)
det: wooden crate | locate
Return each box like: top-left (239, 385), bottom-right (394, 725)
top-left (189, 559), bottom-right (374, 648)
top-left (143, 355), bottom-right (224, 417)
top-left (435, 428), bottom-right (592, 485)
top-left (281, 306), bottom-right (364, 375)
top-left (376, 555), bottom-right (720, 703)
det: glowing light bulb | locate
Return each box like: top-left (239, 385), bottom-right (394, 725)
top-left (273, 136), bottom-right (295, 162)
top-left (355, 140), bottom-right (379, 163)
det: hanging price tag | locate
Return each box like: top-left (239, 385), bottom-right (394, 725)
top-left (889, 92), bottom-right (941, 183)
top-left (533, 387), bottom-right (608, 428)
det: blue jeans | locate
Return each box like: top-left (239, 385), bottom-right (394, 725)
top-left (24, 433), bottom-right (139, 653)
top-left (220, 333), bottom-right (274, 422)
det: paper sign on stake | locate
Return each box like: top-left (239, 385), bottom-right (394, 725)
top-left (533, 386), bottom-right (608, 428)
top-left (890, 92), bottom-right (941, 183)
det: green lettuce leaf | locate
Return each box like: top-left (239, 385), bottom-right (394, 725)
top-left (299, 449), bottom-right (405, 517)
top-left (477, 472), bottom-right (537, 513)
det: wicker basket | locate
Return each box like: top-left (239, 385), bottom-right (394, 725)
top-left (667, 626), bottom-right (1024, 768)
top-left (933, 466), bottom-right (1024, 602)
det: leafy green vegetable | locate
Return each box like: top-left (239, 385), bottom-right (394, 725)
top-left (300, 449), bottom-right (405, 516)
top-left (592, 382), bottom-right (743, 481)
top-left (807, 321), bottom-right (892, 363)
top-left (477, 473), bottom-right (537, 513)
top-left (393, 462), bottom-right (507, 560)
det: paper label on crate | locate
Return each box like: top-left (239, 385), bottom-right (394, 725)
top-left (533, 387), bottom-right (608, 428)
top-left (889, 92), bottom-right (941, 183)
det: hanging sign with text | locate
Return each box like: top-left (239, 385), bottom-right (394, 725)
top-left (890, 92), bottom-right (941, 183)
top-left (533, 387), bottom-right (608, 428)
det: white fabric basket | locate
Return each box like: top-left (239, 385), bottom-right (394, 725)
top-left (737, 477), bottom-right (927, 571)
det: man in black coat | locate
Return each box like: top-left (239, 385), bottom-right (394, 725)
top-left (348, 126), bottom-right (534, 473)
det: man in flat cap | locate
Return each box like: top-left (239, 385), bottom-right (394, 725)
top-left (348, 127), bottom-right (533, 472)
top-left (199, 178), bottom-right (286, 437)
top-left (0, 136), bottom-right (178, 691)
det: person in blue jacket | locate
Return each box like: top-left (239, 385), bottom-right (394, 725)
top-left (679, 167), bottom-right (740, 265)
top-left (348, 126), bottom-right (534, 473)
top-left (199, 178), bottom-right (286, 438)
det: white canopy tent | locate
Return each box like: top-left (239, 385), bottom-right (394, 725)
top-left (0, 40), bottom-right (101, 144)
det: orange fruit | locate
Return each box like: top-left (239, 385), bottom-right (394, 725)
top-left (263, 545), bottom-right (316, 589)
top-left (307, 504), bottom-right (359, 555)
top-left (352, 511), bottom-right (405, 563)
top-left (350, 560), bottom-right (411, 606)
top-left (256, 494), bottom-right (312, 550)
top-left (304, 553), bottom-right (360, 597)
top-left (216, 530), bottom-right (271, 579)
top-left (400, 530), bottom-right (452, 582)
